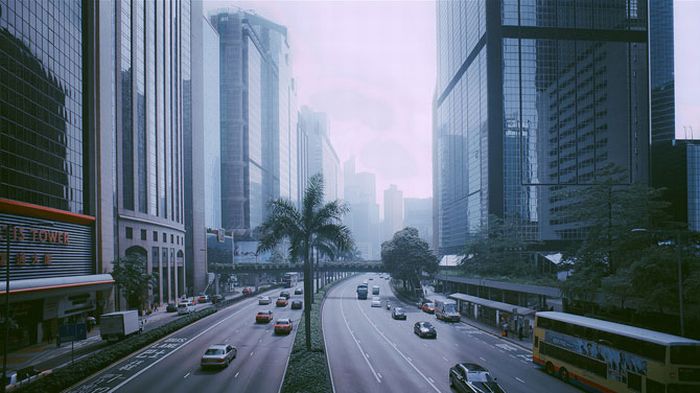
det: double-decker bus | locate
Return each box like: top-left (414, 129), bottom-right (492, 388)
top-left (282, 272), bottom-right (300, 288)
top-left (533, 311), bottom-right (700, 393)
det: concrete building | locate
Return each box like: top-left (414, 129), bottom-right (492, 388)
top-left (299, 106), bottom-right (341, 202)
top-left (209, 9), bottom-right (297, 241)
top-left (382, 185), bottom-right (404, 241)
top-left (96, 0), bottom-right (194, 304)
top-left (434, 0), bottom-right (650, 253)
top-left (343, 158), bottom-right (381, 259)
top-left (404, 198), bottom-right (433, 245)
top-left (1, 0), bottom-right (112, 350)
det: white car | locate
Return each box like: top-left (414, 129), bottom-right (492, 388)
top-left (201, 344), bottom-right (237, 368)
top-left (371, 297), bottom-right (382, 307)
top-left (177, 301), bottom-right (195, 315)
top-left (258, 296), bottom-right (271, 305)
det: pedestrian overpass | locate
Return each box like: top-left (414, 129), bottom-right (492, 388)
top-left (210, 260), bottom-right (384, 274)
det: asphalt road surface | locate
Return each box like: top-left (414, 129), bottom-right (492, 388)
top-left (323, 274), bottom-right (582, 393)
top-left (69, 287), bottom-right (303, 393)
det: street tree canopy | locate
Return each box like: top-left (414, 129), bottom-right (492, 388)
top-left (111, 254), bottom-right (157, 312)
top-left (381, 227), bottom-right (438, 289)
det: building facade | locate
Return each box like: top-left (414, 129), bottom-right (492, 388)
top-left (201, 16), bottom-right (221, 230)
top-left (299, 106), bottom-right (340, 202)
top-left (343, 158), bottom-right (381, 259)
top-left (210, 9), bottom-right (297, 239)
top-left (97, 0), bottom-right (192, 304)
top-left (404, 198), bottom-right (433, 245)
top-left (382, 185), bottom-right (404, 241)
top-left (434, 0), bottom-right (649, 254)
top-left (1, 0), bottom-right (113, 350)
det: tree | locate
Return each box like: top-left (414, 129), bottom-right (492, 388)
top-left (381, 227), bottom-right (438, 293)
top-left (256, 174), bottom-right (353, 350)
top-left (112, 254), bottom-right (158, 312)
top-left (460, 215), bottom-right (535, 277)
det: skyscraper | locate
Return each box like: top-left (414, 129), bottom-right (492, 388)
top-left (343, 158), bottom-right (381, 259)
top-left (404, 198), bottom-right (433, 245)
top-left (434, 0), bottom-right (649, 254)
top-left (209, 9), bottom-right (297, 238)
top-left (299, 106), bottom-right (340, 202)
top-left (383, 185), bottom-right (404, 241)
top-left (1, 0), bottom-right (111, 350)
top-left (96, 0), bottom-right (193, 304)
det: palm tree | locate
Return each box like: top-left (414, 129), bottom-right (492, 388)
top-left (257, 174), bottom-right (353, 350)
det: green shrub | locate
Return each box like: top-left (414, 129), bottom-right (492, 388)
top-left (16, 308), bottom-right (217, 393)
top-left (281, 277), bottom-right (350, 393)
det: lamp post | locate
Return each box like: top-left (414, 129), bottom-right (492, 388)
top-left (631, 228), bottom-right (685, 336)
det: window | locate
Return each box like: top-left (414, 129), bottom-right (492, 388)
top-left (163, 233), bottom-right (167, 242)
top-left (153, 231), bottom-right (158, 241)
top-left (126, 227), bottom-right (133, 239)
top-left (646, 378), bottom-right (665, 393)
top-left (627, 373), bottom-right (642, 391)
top-left (671, 345), bottom-right (700, 366)
top-left (141, 229), bottom-right (147, 240)
top-left (171, 234), bottom-right (174, 243)
top-left (540, 342), bottom-right (606, 378)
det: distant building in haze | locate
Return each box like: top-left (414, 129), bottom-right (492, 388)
top-left (382, 185), bottom-right (404, 241)
top-left (299, 106), bottom-right (340, 202)
top-left (404, 198), bottom-right (433, 245)
top-left (343, 158), bottom-right (381, 259)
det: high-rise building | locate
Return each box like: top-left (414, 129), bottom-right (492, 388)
top-left (300, 106), bottom-right (340, 202)
top-left (404, 198), bottom-right (433, 245)
top-left (184, 2), bottom-right (212, 295)
top-left (95, 0), bottom-right (193, 304)
top-left (343, 158), bottom-right (381, 259)
top-left (434, 0), bottom-right (649, 254)
top-left (383, 185), bottom-right (404, 241)
top-left (1, 0), bottom-right (112, 350)
top-left (209, 9), bottom-right (297, 238)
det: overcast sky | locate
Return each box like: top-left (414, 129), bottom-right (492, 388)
top-left (203, 0), bottom-right (437, 202)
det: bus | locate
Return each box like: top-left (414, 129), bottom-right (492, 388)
top-left (282, 272), bottom-right (300, 288)
top-left (533, 311), bottom-right (700, 393)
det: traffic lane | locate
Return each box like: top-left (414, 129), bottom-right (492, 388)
top-left (374, 278), bottom-right (580, 393)
top-left (119, 299), bottom-right (303, 393)
top-left (68, 287), bottom-right (285, 393)
top-left (324, 278), bottom-right (442, 393)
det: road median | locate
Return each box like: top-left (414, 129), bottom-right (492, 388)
top-left (281, 276), bottom-right (351, 393)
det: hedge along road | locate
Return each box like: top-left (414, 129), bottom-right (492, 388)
top-left (67, 286), bottom-right (303, 393)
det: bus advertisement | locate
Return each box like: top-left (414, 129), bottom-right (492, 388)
top-left (533, 311), bottom-right (700, 393)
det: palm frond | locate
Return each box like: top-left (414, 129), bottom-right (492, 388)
top-left (257, 199), bottom-right (303, 254)
top-left (303, 174), bottom-right (325, 229)
top-left (311, 200), bottom-right (350, 230)
top-left (314, 223), bottom-right (354, 254)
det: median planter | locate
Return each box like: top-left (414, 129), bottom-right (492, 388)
top-left (281, 276), bottom-right (350, 393)
top-left (15, 308), bottom-right (217, 393)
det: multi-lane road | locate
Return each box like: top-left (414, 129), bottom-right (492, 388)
top-left (70, 287), bottom-right (304, 393)
top-left (323, 274), bottom-right (581, 393)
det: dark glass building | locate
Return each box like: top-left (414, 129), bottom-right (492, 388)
top-left (1, 0), bottom-right (112, 350)
top-left (434, 0), bottom-right (649, 253)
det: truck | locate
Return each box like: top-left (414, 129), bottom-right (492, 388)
top-left (372, 285), bottom-right (380, 295)
top-left (435, 299), bottom-right (460, 322)
top-left (100, 310), bottom-right (142, 341)
top-left (356, 284), bottom-right (369, 300)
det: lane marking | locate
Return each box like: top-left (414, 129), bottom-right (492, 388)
top-left (339, 286), bottom-right (382, 384)
top-left (515, 377), bottom-right (525, 383)
top-left (479, 357), bottom-right (487, 362)
top-left (183, 372), bottom-right (190, 379)
top-left (106, 291), bottom-right (273, 393)
top-left (353, 293), bottom-right (442, 393)
top-left (235, 372), bottom-right (240, 378)
top-left (441, 356), bottom-right (449, 362)
top-left (250, 351), bottom-right (255, 357)
top-left (428, 377), bottom-right (435, 383)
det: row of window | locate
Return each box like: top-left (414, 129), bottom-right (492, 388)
top-left (124, 226), bottom-right (182, 245)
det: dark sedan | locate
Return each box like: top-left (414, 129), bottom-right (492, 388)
top-left (291, 300), bottom-right (303, 310)
top-left (449, 363), bottom-right (506, 393)
top-left (414, 321), bottom-right (437, 338)
top-left (392, 307), bottom-right (407, 320)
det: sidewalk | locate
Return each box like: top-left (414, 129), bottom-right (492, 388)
top-left (423, 286), bottom-right (533, 352)
top-left (5, 291), bottom-right (244, 375)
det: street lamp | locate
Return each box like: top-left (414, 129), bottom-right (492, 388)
top-left (630, 228), bottom-right (685, 336)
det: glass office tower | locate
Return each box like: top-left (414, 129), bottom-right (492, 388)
top-left (434, 0), bottom-right (649, 253)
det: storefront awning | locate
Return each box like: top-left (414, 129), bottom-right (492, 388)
top-left (449, 292), bottom-right (536, 316)
top-left (0, 274), bottom-right (114, 302)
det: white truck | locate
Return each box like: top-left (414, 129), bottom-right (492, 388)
top-left (435, 299), bottom-right (460, 322)
top-left (372, 285), bottom-right (380, 295)
top-left (100, 310), bottom-right (142, 341)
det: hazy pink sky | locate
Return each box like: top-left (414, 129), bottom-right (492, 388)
top-left (204, 0), bottom-right (437, 200)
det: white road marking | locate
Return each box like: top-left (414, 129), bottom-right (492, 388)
top-left (354, 295), bottom-right (441, 393)
top-left (250, 351), bottom-right (255, 357)
top-left (235, 372), bottom-right (240, 378)
top-left (183, 372), bottom-right (190, 379)
top-left (106, 292), bottom-right (274, 393)
top-left (428, 377), bottom-right (435, 383)
top-left (441, 356), bottom-right (449, 362)
top-left (339, 288), bottom-right (382, 384)
top-left (515, 377), bottom-right (525, 383)
top-left (377, 373), bottom-right (383, 380)
top-left (479, 357), bottom-right (487, 362)
top-left (509, 354), bottom-right (517, 359)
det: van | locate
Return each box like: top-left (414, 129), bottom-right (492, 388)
top-left (372, 285), bottom-right (380, 295)
top-left (178, 301), bottom-right (195, 315)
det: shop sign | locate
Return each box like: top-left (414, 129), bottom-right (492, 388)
top-left (0, 213), bottom-right (94, 280)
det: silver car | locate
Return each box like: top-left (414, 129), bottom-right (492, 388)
top-left (371, 296), bottom-right (382, 307)
top-left (258, 296), bottom-right (271, 305)
top-left (201, 344), bottom-right (237, 369)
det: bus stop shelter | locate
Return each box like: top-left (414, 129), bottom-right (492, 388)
top-left (449, 293), bottom-right (536, 338)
